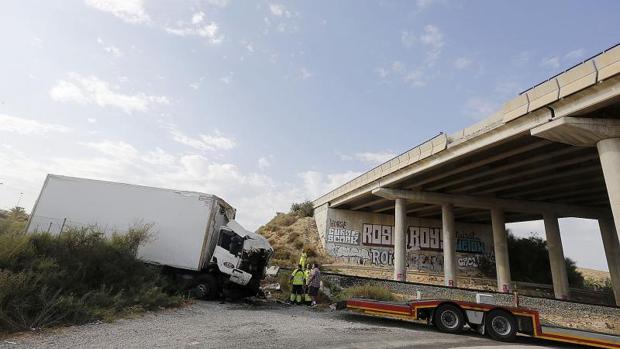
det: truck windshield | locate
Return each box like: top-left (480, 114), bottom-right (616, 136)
top-left (218, 229), bottom-right (243, 256)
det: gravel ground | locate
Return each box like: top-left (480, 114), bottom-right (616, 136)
top-left (0, 301), bottom-right (584, 349)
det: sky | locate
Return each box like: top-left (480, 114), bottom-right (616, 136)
top-left (1, 0), bottom-right (619, 271)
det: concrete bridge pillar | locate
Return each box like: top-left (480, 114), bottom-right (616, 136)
top-left (598, 138), bottom-right (620, 236)
top-left (442, 203), bottom-right (457, 287)
top-left (599, 218), bottom-right (620, 305)
top-left (491, 208), bottom-right (512, 293)
top-left (394, 198), bottom-right (407, 281)
top-left (531, 118), bottom-right (620, 302)
top-left (543, 212), bottom-right (570, 300)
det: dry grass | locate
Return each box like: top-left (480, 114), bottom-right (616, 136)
top-left (257, 212), bottom-right (333, 267)
top-left (337, 284), bottom-right (397, 302)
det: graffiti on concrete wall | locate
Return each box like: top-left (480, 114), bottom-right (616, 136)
top-left (327, 244), bottom-right (371, 264)
top-left (326, 219), bottom-right (360, 245)
top-left (362, 224), bottom-right (487, 254)
top-left (456, 232), bottom-right (485, 254)
top-left (408, 252), bottom-right (443, 272)
top-left (325, 214), bottom-right (494, 274)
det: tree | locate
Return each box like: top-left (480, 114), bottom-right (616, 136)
top-left (0, 207), bottom-right (29, 235)
top-left (479, 231), bottom-right (584, 288)
top-left (290, 201), bottom-right (314, 217)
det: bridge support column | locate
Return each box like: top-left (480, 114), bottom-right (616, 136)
top-left (598, 138), bottom-right (620, 236)
top-left (543, 212), bottom-right (570, 300)
top-left (491, 208), bottom-right (511, 293)
top-left (442, 203), bottom-right (457, 287)
top-left (599, 218), bottom-right (620, 305)
top-left (394, 198), bottom-right (407, 281)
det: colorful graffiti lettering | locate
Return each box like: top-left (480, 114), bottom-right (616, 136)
top-left (361, 223), bottom-right (487, 254)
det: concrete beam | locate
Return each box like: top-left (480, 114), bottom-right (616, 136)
top-left (426, 145), bottom-right (574, 191)
top-left (351, 198), bottom-right (387, 211)
top-left (475, 165), bottom-right (601, 195)
top-left (452, 153), bottom-right (598, 193)
top-left (531, 117), bottom-right (620, 147)
top-left (372, 188), bottom-right (609, 219)
top-left (501, 177), bottom-right (605, 199)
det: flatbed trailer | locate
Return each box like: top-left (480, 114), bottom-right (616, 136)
top-left (346, 298), bottom-right (620, 348)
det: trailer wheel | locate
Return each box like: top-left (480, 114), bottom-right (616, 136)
top-left (192, 275), bottom-right (219, 300)
top-left (485, 310), bottom-right (517, 342)
top-left (434, 304), bottom-right (465, 333)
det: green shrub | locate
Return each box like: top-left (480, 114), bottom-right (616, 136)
top-left (0, 207), bottom-right (28, 235)
top-left (337, 284), bottom-right (396, 302)
top-left (0, 225), bottom-right (183, 333)
top-left (290, 201), bottom-right (314, 218)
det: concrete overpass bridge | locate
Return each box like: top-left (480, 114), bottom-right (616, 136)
top-left (312, 44), bottom-right (620, 305)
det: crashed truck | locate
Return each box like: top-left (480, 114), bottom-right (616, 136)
top-left (26, 174), bottom-right (273, 299)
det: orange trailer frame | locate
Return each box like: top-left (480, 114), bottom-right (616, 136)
top-left (346, 298), bottom-right (620, 349)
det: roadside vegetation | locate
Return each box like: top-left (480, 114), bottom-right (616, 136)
top-left (334, 284), bottom-right (396, 302)
top-left (258, 201), bottom-right (333, 267)
top-left (477, 231), bottom-right (585, 287)
top-left (0, 207), bottom-right (183, 333)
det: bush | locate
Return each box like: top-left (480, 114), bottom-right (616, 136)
top-left (478, 232), bottom-right (585, 288)
top-left (290, 201), bottom-right (314, 218)
top-left (337, 284), bottom-right (396, 302)
top-left (0, 224), bottom-right (183, 333)
top-left (0, 207), bottom-right (28, 235)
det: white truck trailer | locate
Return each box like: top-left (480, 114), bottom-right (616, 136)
top-left (26, 174), bottom-right (273, 299)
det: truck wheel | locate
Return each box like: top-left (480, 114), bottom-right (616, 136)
top-left (485, 310), bottom-right (517, 342)
top-left (433, 304), bottom-right (465, 333)
top-left (192, 275), bottom-right (219, 300)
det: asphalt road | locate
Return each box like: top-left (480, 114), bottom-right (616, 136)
top-left (0, 301), bottom-right (584, 349)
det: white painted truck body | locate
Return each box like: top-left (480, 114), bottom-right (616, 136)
top-left (26, 174), bottom-right (272, 292)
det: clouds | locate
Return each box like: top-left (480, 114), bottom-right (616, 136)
top-left (0, 136), bottom-right (313, 230)
top-left (401, 25), bottom-right (444, 64)
top-left (299, 67), bottom-right (313, 80)
top-left (462, 97), bottom-right (498, 119)
top-left (541, 48), bottom-right (585, 70)
top-left (165, 11), bottom-right (224, 44)
top-left (377, 61), bottom-right (426, 87)
top-left (269, 4), bottom-right (291, 18)
top-left (340, 151), bottom-right (396, 165)
top-left (168, 127), bottom-right (236, 152)
top-left (453, 57), bottom-right (473, 70)
top-left (49, 74), bottom-right (169, 114)
top-left (379, 24), bottom-right (445, 87)
top-left (85, 0), bottom-right (150, 24)
top-left (299, 170), bottom-right (362, 200)
top-left (97, 38), bottom-right (122, 58)
top-left (0, 114), bottom-right (71, 135)
top-left (419, 25), bottom-right (444, 64)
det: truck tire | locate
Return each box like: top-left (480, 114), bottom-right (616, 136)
top-left (433, 304), bottom-right (465, 333)
top-left (485, 310), bottom-right (517, 342)
top-left (192, 275), bottom-right (219, 300)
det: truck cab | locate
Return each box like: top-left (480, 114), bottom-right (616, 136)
top-left (210, 220), bottom-right (273, 293)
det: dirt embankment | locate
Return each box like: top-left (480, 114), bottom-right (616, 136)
top-left (257, 212), bottom-right (333, 267)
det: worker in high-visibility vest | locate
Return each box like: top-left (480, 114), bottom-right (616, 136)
top-left (289, 264), bottom-right (306, 305)
top-left (304, 263), bottom-right (312, 304)
top-left (299, 250), bottom-right (307, 269)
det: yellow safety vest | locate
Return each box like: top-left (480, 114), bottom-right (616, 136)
top-left (299, 253), bottom-right (307, 267)
top-left (304, 269), bottom-right (311, 284)
top-left (291, 269), bottom-right (305, 285)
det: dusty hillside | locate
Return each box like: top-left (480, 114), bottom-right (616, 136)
top-left (257, 211), bottom-right (333, 267)
top-left (578, 267), bottom-right (611, 284)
